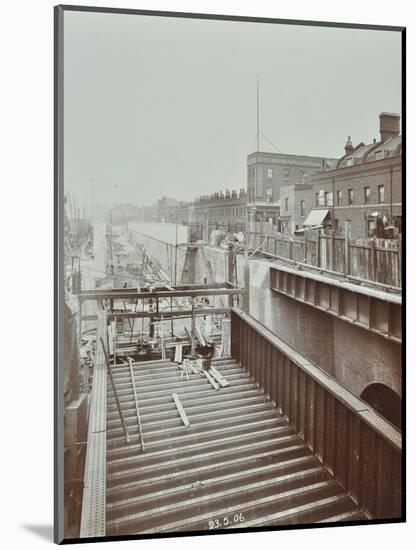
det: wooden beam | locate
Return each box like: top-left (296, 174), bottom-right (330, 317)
top-left (81, 307), bottom-right (231, 322)
top-left (79, 282), bottom-right (234, 296)
top-left (203, 370), bottom-right (220, 390)
top-left (210, 366), bottom-right (230, 388)
top-left (172, 393), bottom-right (190, 427)
top-left (79, 288), bottom-right (244, 302)
top-left (100, 337), bottom-right (130, 444)
top-left (128, 357), bottom-right (145, 451)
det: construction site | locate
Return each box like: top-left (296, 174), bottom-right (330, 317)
top-left (61, 208), bottom-right (402, 540)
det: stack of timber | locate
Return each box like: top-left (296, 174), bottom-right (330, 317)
top-left (105, 356), bottom-right (366, 535)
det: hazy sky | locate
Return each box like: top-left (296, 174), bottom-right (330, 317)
top-left (63, 11), bottom-right (402, 207)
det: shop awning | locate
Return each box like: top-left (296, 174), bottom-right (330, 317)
top-left (303, 209), bottom-right (330, 227)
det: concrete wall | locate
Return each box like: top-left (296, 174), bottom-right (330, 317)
top-left (126, 226), bottom-right (401, 400)
top-left (128, 222), bottom-right (192, 284)
top-left (129, 222), bottom-right (189, 246)
top-left (333, 318), bottom-right (401, 397)
top-left (128, 226), bottom-right (189, 284)
top-left (247, 259), bottom-right (401, 398)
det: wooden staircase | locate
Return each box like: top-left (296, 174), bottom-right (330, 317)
top-left (106, 357), bottom-right (367, 535)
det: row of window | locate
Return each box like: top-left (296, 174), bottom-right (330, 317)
top-left (248, 166), bottom-right (304, 180)
top-left (283, 185), bottom-right (386, 218)
top-left (284, 198), bottom-right (307, 217)
top-left (344, 150), bottom-right (384, 166)
top-left (248, 186), bottom-right (274, 202)
top-left (196, 206), bottom-right (248, 219)
top-left (315, 185), bottom-right (385, 207)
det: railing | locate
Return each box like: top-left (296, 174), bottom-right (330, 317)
top-left (80, 309), bottom-right (108, 538)
top-left (247, 223), bottom-right (402, 288)
top-left (187, 220), bottom-right (401, 288)
top-left (230, 307), bottom-right (402, 520)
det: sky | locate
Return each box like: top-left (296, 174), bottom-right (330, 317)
top-left (63, 10), bottom-right (402, 208)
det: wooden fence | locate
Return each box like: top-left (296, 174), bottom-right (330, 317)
top-left (247, 222), bottom-right (402, 288)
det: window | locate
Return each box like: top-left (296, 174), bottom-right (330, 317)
top-left (337, 190), bottom-right (342, 205)
top-left (285, 197), bottom-right (289, 211)
top-left (267, 168), bottom-right (273, 178)
top-left (300, 200), bottom-right (306, 217)
top-left (348, 189), bottom-right (354, 205)
top-left (266, 187), bottom-right (273, 202)
top-left (346, 158), bottom-right (353, 167)
top-left (256, 181), bottom-right (263, 198)
top-left (284, 168), bottom-right (290, 179)
top-left (315, 193), bottom-right (319, 206)
top-left (334, 219), bottom-right (339, 232)
top-left (318, 190), bottom-right (325, 206)
top-left (364, 187), bottom-right (370, 204)
top-left (378, 184), bottom-right (385, 203)
top-left (325, 192), bottom-right (333, 206)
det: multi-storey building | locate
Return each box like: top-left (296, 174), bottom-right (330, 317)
top-left (308, 112), bottom-right (402, 238)
top-left (110, 203), bottom-right (139, 225)
top-left (279, 182), bottom-right (314, 234)
top-left (156, 197), bottom-right (180, 222)
top-left (247, 151), bottom-right (336, 224)
top-left (190, 189), bottom-right (248, 226)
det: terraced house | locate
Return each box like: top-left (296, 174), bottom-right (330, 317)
top-left (309, 113), bottom-right (402, 238)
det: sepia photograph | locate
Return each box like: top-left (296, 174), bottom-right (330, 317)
top-left (55, 5), bottom-right (404, 543)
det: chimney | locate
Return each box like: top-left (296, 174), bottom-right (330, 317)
top-left (344, 136), bottom-right (353, 156)
top-left (379, 112), bottom-right (400, 142)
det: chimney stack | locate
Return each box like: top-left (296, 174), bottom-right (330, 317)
top-left (379, 112), bottom-right (400, 142)
top-left (344, 136), bottom-right (353, 156)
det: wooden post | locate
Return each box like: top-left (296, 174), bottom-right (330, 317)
top-left (249, 207), bottom-right (256, 249)
top-left (243, 245), bottom-right (250, 313)
top-left (191, 297), bottom-right (196, 356)
top-left (128, 357), bottom-right (145, 451)
top-left (316, 229), bottom-right (321, 267)
top-left (370, 238), bottom-right (377, 282)
top-left (304, 229), bottom-right (308, 263)
top-left (161, 313), bottom-right (166, 360)
top-left (100, 336), bottom-right (130, 443)
top-left (78, 300), bottom-right (82, 343)
top-left (329, 229), bottom-right (335, 271)
top-left (113, 317), bottom-right (117, 365)
top-left (227, 243), bottom-right (234, 308)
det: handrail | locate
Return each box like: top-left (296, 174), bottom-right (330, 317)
top-left (230, 306), bottom-right (402, 519)
top-left (128, 357), bottom-right (145, 451)
top-left (80, 309), bottom-right (107, 538)
top-left (100, 337), bottom-right (130, 444)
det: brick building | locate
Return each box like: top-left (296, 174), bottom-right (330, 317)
top-left (110, 203), bottom-right (139, 225)
top-left (156, 197), bottom-right (180, 222)
top-left (279, 182), bottom-right (314, 234)
top-left (308, 112), bottom-right (402, 238)
top-left (247, 151), bottom-right (336, 224)
top-left (190, 189), bottom-right (248, 226)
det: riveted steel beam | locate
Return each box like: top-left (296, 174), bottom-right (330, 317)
top-left (270, 264), bottom-right (401, 344)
